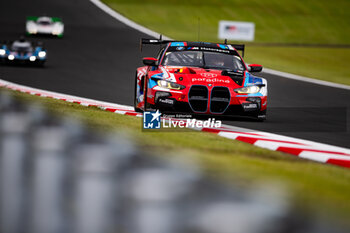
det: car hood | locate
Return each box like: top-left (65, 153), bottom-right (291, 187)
top-left (161, 66), bottom-right (246, 88)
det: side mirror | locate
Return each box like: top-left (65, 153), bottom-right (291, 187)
top-left (143, 57), bottom-right (158, 66)
top-left (248, 64), bottom-right (263, 72)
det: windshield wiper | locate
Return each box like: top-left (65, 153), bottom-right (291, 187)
top-left (203, 65), bottom-right (229, 70)
top-left (201, 51), bottom-right (207, 69)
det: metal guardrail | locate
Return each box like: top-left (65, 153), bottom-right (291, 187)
top-left (0, 90), bottom-right (340, 233)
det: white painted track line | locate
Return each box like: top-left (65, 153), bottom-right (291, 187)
top-left (90, 0), bottom-right (350, 91)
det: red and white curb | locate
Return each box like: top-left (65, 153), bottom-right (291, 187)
top-left (0, 79), bottom-right (140, 116)
top-left (199, 127), bottom-right (350, 168)
top-left (1, 79), bottom-right (350, 168)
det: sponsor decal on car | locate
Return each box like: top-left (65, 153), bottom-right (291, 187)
top-left (192, 77), bottom-right (230, 83)
top-left (158, 98), bottom-right (174, 105)
top-left (201, 47), bottom-right (230, 54)
top-left (243, 103), bottom-right (258, 109)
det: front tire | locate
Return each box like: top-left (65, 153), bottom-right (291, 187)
top-left (36, 60), bottom-right (45, 67)
top-left (134, 73), bottom-right (142, 112)
top-left (141, 76), bottom-right (155, 112)
top-left (143, 79), bottom-right (150, 112)
top-left (255, 109), bottom-right (267, 121)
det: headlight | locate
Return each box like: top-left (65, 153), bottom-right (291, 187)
top-left (157, 80), bottom-right (185, 90)
top-left (234, 85), bottom-right (261, 94)
top-left (27, 25), bottom-right (37, 34)
top-left (52, 28), bottom-right (62, 35)
top-left (29, 29), bottom-right (37, 34)
top-left (8, 55), bottom-right (15, 60)
top-left (29, 56), bottom-right (36, 62)
top-left (38, 51), bottom-right (46, 58)
top-left (0, 49), bottom-right (5, 56)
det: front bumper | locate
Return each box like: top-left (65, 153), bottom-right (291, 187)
top-left (151, 88), bottom-right (267, 117)
top-left (0, 56), bottom-right (46, 65)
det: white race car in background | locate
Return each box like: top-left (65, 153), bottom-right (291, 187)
top-left (26, 16), bottom-right (64, 37)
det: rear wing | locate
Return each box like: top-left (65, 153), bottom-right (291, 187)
top-left (140, 37), bottom-right (245, 57)
top-left (140, 36), bottom-right (172, 52)
top-left (231, 44), bottom-right (245, 57)
top-left (223, 38), bottom-right (245, 57)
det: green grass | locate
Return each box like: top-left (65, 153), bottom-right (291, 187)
top-left (7, 88), bottom-right (350, 227)
top-left (246, 46), bottom-right (350, 84)
top-left (102, 0), bottom-right (350, 85)
top-left (103, 0), bottom-right (350, 44)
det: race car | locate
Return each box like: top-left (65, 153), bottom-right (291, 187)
top-left (135, 38), bottom-right (267, 120)
top-left (0, 37), bottom-right (47, 66)
top-left (26, 16), bottom-right (64, 37)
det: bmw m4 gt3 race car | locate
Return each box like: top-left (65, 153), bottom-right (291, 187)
top-left (135, 38), bottom-right (267, 120)
top-left (26, 16), bottom-right (64, 37)
top-left (0, 37), bottom-right (47, 66)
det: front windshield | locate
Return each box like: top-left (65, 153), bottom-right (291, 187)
top-left (38, 21), bottom-right (52, 25)
top-left (37, 17), bottom-right (53, 25)
top-left (162, 51), bottom-right (245, 71)
top-left (11, 42), bottom-right (32, 52)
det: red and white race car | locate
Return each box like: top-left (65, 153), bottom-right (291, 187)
top-left (135, 39), bottom-right (267, 120)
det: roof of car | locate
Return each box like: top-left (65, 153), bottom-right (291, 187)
top-left (140, 38), bottom-right (245, 56)
top-left (37, 16), bottom-right (53, 22)
top-left (165, 41), bottom-right (242, 55)
top-left (168, 41), bottom-right (230, 49)
top-left (12, 41), bottom-right (31, 47)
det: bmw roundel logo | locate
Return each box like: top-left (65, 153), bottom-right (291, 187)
top-left (176, 46), bottom-right (185, 51)
top-left (200, 73), bottom-right (218, 78)
top-left (208, 84), bottom-right (212, 87)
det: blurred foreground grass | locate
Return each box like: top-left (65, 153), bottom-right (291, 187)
top-left (102, 0), bottom-right (350, 85)
top-left (6, 88), bottom-right (350, 227)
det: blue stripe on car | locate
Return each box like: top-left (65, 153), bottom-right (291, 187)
top-left (170, 42), bottom-right (185, 47)
top-left (218, 44), bottom-right (229, 49)
top-left (148, 79), bottom-right (157, 89)
top-left (236, 93), bottom-right (263, 97)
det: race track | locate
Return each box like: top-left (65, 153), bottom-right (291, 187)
top-left (1, 0), bottom-right (349, 148)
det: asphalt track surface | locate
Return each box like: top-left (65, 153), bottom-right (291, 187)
top-left (1, 0), bottom-right (349, 148)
